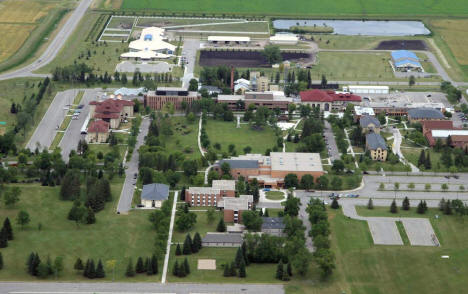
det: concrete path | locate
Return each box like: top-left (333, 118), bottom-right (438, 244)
top-left (162, 190), bottom-right (178, 283)
top-left (197, 116), bottom-right (206, 158)
top-left (391, 127), bottom-right (419, 173)
top-left (116, 117), bottom-right (150, 214)
top-left (344, 129), bottom-right (359, 168)
top-left (282, 118), bottom-right (302, 152)
top-left (401, 218), bottom-right (439, 246)
top-left (181, 39), bottom-right (200, 88)
top-left (0, 282), bottom-right (284, 294)
top-left (0, 0), bottom-right (94, 80)
top-left (368, 220), bottom-right (403, 245)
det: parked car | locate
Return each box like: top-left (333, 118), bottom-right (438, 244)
top-left (77, 104), bottom-right (84, 109)
top-left (264, 188), bottom-right (271, 192)
top-left (133, 173), bottom-right (138, 179)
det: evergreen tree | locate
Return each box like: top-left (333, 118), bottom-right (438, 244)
top-left (172, 260), bottom-right (179, 276)
top-left (183, 257), bottom-right (190, 275)
top-left (216, 218), bottom-right (226, 232)
top-left (0, 229), bottom-right (7, 248)
top-left (282, 271), bottom-right (291, 281)
top-left (32, 253), bottom-right (41, 276)
top-left (331, 198), bottom-right (339, 209)
top-left (444, 200), bottom-right (452, 215)
top-left (83, 259), bottom-right (90, 278)
top-left (178, 260), bottom-right (186, 277)
top-left (46, 255), bottom-right (53, 275)
top-left (136, 257), bottom-right (144, 273)
top-left (239, 259), bottom-right (246, 278)
top-left (96, 259), bottom-right (105, 278)
top-left (229, 261), bottom-right (237, 277)
top-left (125, 258), bottom-right (135, 277)
top-left (241, 241), bottom-right (249, 265)
top-left (192, 232), bottom-right (202, 253)
top-left (287, 261), bottom-right (292, 276)
top-left (439, 198), bottom-right (446, 211)
top-left (235, 247), bottom-right (244, 268)
top-left (223, 263), bottom-right (230, 277)
top-left (422, 200), bottom-right (428, 212)
top-left (74, 258), bottom-right (84, 271)
top-left (145, 257), bottom-right (153, 275)
top-left (276, 261), bottom-right (284, 280)
top-left (175, 243), bottom-right (182, 256)
top-left (0, 252), bottom-right (3, 270)
top-left (183, 234), bottom-right (192, 255)
top-left (85, 207), bottom-right (96, 224)
top-left (390, 199), bottom-right (398, 214)
top-left (87, 259), bottom-right (96, 279)
top-left (151, 254), bottom-right (158, 275)
top-left (2, 217), bottom-right (13, 240)
top-left (27, 252), bottom-right (35, 275)
top-left (367, 198), bottom-right (374, 210)
top-left (417, 201), bottom-right (425, 214)
top-left (402, 197), bottom-right (410, 211)
top-left (425, 152), bottom-right (431, 170)
top-left (418, 149), bottom-right (426, 167)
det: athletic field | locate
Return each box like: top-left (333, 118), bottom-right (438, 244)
top-left (120, 0), bottom-right (468, 16)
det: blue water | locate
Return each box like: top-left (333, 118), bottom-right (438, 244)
top-left (272, 19), bottom-right (430, 36)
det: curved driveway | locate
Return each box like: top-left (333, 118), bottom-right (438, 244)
top-left (0, 0), bottom-right (93, 80)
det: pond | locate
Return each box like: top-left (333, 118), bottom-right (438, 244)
top-left (272, 19), bottom-right (430, 36)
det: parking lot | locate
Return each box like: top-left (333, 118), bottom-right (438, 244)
top-left (362, 91), bottom-right (450, 107)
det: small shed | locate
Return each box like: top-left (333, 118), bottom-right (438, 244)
top-left (141, 183), bottom-right (169, 208)
top-left (261, 217), bottom-right (286, 236)
top-left (202, 233), bottom-right (243, 247)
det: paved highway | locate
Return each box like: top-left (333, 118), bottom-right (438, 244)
top-left (0, 0), bottom-right (93, 80)
top-left (0, 282), bottom-right (284, 294)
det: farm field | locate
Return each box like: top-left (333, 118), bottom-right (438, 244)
top-left (0, 181), bottom-right (161, 282)
top-left (119, 0), bottom-right (468, 17)
top-left (204, 118), bottom-right (278, 155)
top-left (286, 208), bottom-right (468, 294)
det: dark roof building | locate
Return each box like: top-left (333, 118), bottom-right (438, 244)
top-left (217, 159), bottom-right (259, 169)
top-left (407, 108), bottom-right (445, 121)
top-left (261, 217), bottom-right (285, 230)
top-left (360, 115), bottom-right (380, 128)
top-left (141, 183), bottom-right (169, 201)
top-left (366, 133), bottom-right (387, 150)
top-left (202, 233), bottom-right (243, 247)
top-left (87, 120), bottom-right (109, 133)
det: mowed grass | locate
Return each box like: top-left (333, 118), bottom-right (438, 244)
top-left (287, 208), bottom-right (468, 294)
top-left (265, 191), bottom-right (285, 200)
top-left (163, 116), bottom-right (201, 161)
top-left (172, 210), bottom-right (222, 243)
top-left (120, 0), bottom-right (468, 16)
top-left (0, 181), bottom-right (162, 282)
top-left (204, 119), bottom-right (277, 155)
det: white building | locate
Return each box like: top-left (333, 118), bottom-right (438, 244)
top-left (121, 27), bottom-right (176, 60)
top-left (269, 34), bottom-right (299, 45)
top-left (354, 106), bottom-right (375, 116)
top-left (343, 85), bottom-right (389, 94)
top-left (207, 36), bottom-right (250, 45)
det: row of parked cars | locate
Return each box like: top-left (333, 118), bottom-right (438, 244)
top-left (328, 192), bottom-right (359, 199)
top-left (456, 111), bottom-right (468, 123)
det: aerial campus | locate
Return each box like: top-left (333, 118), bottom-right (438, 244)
top-left (2, 1), bottom-right (468, 294)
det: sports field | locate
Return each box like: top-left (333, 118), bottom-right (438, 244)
top-left (120, 0), bottom-right (468, 16)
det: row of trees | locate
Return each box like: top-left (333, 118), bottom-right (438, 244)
top-left (175, 232), bottom-right (202, 255)
top-left (222, 247), bottom-right (247, 278)
top-left (172, 258), bottom-right (190, 278)
top-left (125, 255), bottom-right (159, 277)
top-left (26, 252), bottom-right (64, 279)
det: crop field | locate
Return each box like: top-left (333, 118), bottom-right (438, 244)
top-left (0, 24), bottom-right (36, 63)
top-left (430, 19), bottom-right (468, 65)
top-left (119, 0), bottom-right (468, 17)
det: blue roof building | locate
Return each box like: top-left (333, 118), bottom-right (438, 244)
top-left (391, 50), bottom-right (422, 71)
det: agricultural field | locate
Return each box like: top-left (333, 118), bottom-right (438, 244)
top-left (119, 0), bottom-right (468, 17)
top-left (0, 181), bottom-right (161, 281)
top-left (287, 208), bottom-right (468, 294)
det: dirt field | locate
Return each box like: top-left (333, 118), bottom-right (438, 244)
top-left (199, 50), bottom-right (311, 67)
top-left (375, 40), bottom-right (427, 51)
top-left (430, 19), bottom-right (468, 65)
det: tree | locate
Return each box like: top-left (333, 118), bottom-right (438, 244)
top-left (2, 218), bottom-right (13, 240)
top-left (300, 174), bottom-right (314, 190)
top-left (441, 183), bottom-right (449, 192)
top-left (183, 257), bottom-right (190, 275)
top-left (229, 261), bottom-right (237, 277)
top-left (439, 198), bottom-right (446, 211)
top-left (444, 200), bottom-right (452, 215)
top-left (315, 248), bottom-right (335, 278)
top-left (172, 260), bottom-right (179, 277)
top-left (206, 208), bottom-right (215, 223)
top-left (176, 212), bottom-right (197, 232)
top-left (216, 218), bottom-right (226, 232)
top-left (408, 183), bottom-right (415, 191)
top-left (276, 260), bottom-right (284, 280)
top-left (238, 259), bottom-right (246, 278)
top-left (284, 195), bottom-right (300, 217)
top-left (192, 232), bottom-right (202, 253)
top-left (0, 229), bottom-right (7, 248)
top-left (145, 257), bottom-right (153, 275)
top-left (151, 254), bottom-right (158, 275)
top-left (136, 257), bottom-right (145, 273)
top-left (331, 160), bottom-right (345, 174)
top-left (175, 243), bottom-right (182, 256)
top-left (287, 261), bottom-right (292, 277)
top-left (425, 183), bottom-right (431, 192)
top-left (262, 45), bottom-right (282, 64)
top-left (402, 197), bottom-right (410, 211)
top-left (3, 187), bottom-right (20, 207)
top-left (223, 262), bottom-right (230, 277)
top-left (331, 198), bottom-right (339, 209)
top-left (321, 75), bottom-right (327, 88)
top-left (188, 78), bottom-right (198, 91)
top-left (125, 258), bottom-right (135, 277)
top-left (74, 258), bottom-right (84, 272)
top-left (183, 234), bottom-right (193, 255)
top-left (96, 259), bottom-right (106, 278)
top-left (16, 210), bottom-right (30, 229)
top-left (417, 149), bottom-right (426, 167)
top-left (235, 247), bottom-right (244, 268)
top-left (86, 259), bottom-right (96, 279)
top-left (409, 75), bottom-right (416, 87)
top-left (0, 252), bottom-right (3, 270)
top-left (242, 211), bottom-right (263, 231)
top-left (367, 198), bottom-right (374, 210)
top-left (417, 200), bottom-right (426, 214)
top-left (390, 200), bottom-right (398, 213)
top-left (284, 174), bottom-right (299, 188)
top-left (379, 183), bottom-right (385, 190)
top-left (37, 262), bottom-right (50, 279)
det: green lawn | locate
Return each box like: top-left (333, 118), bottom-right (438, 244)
top-left (355, 206), bottom-right (442, 219)
top-left (403, 148), bottom-right (468, 172)
top-left (0, 180), bottom-right (162, 281)
top-left (265, 191), bottom-right (285, 201)
top-left (163, 116), bottom-right (201, 161)
top-left (172, 210), bottom-right (222, 243)
top-left (204, 119), bottom-right (278, 155)
top-left (120, 0), bottom-right (468, 17)
top-left (287, 208), bottom-right (468, 294)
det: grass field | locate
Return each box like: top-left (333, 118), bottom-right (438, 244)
top-left (204, 119), bottom-right (278, 155)
top-left (119, 0), bottom-right (468, 17)
top-left (429, 19), bottom-right (468, 66)
top-left (177, 22), bottom-right (269, 33)
top-left (403, 148), bottom-right (468, 172)
top-left (162, 116), bottom-right (201, 161)
top-left (0, 24), bottom-right (36, 63)
top-left (265, 191), bottom-right (285, 200)
top-left (0, 180), bottom-right (162, 282)
top-left (136, 17), bottom-right (241, 28)
top-left (286, 208), bottom-right (468, 294)
top-left (172, 210), bottom-right (222, 243)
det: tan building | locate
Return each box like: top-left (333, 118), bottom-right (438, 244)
top-left (185, 180), bottom-right (236, 207)
top-left (407, 108), bottom-right (445, 124)
top-left (217, 91), bottom-right (292, 111)
top-left (360, 115), bottom-right (381, 134)
top-left (365, 133), bottom-right (387, 161)
top-left (214, 152), bottom-right (324, 188)
top-left (86, 120), bottom-right (109, 143)
top-left (141, 183), bottom-right (169, 208)
top-left (89, 98), bottom-right (134, 129)
top-left (220, 195), bottom-right (253, 223)
top-left (144, 87), bottom-right (200, 110)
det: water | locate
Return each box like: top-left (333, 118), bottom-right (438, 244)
top-left (272, 19), bottom-right (430, 36)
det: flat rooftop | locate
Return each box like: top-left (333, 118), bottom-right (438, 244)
top-left (270, 152), bottom-right (323, 172)
top-left (212, 180), bottom-right (236, 191)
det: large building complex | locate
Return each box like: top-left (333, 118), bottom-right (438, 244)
top-left (300, 90), bottom-right (362, 111)
top-left (217, 91), bottom-right (293, 111)
top-left (214, 152), bottom-right (324, 188)
top-left (121, 27), bottom-right (176, 60)
top-left (89, 98), bottom-right (134, 129)
top-left (144, 87), bottom-right (200, 110)
top-left (185, 180), bottom-right (236, 207)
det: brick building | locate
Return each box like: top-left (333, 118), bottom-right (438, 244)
top-left (300, 89), bottom-right (361, 112)
top-left (185, 180), bottom-right (236, 207)
top-left (144, 87), bottom-right (200, 110)
top-left (217, 91), bottom-right (292, 111)
top-left (85, 120), bottom-right (109, 143)
top-left (89, 98), bottom-right (134, 129)
top-left (220, 195), bottom-right (253, 223)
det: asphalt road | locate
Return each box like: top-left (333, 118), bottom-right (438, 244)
top-left (0, 282), bottom-right (284, 294)
top-left (0, 0), bottom-right (93, 80)
top-left (26, 89), bottom-right (76, 151)
top-left (116, 116), bottom-right (150, 214)
top-left (59, 89), bottom-right (102, 161)
top-left (324, 120), bottom-right (340, 162)
top-left (181, 39), bottom-right (200, 88)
